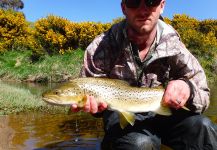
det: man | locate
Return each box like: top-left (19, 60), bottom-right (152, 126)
top-left (72, 0), bottom-right (217, 149)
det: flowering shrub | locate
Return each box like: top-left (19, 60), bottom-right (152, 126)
top-left (0, 11), bottom-right (216, 61)
top-left (168, 14), bottom-right (217, 77)
top-left (34, 15), bottom-right (111, 54)
top-left (1, 11), bottom-right (217, 79)
top-left (34, 15), bottom-right (70, 55)
top-left (163, 17), bottom-right (172, 25)
top-left (165, 14), bottom-right (217, 57)
top-left (76, 22), bottom-right (111, 49)
top-left (0, 9), bottom-right (36, 52)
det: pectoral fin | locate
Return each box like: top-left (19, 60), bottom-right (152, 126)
top-left (182, 106), bottom-right (190, 111)
top-left (157, 105), bottom-right (190, 116)
top-left (119, 111), bottom-right (136, 129)
top-left (156, 105), bottom-right (172, 116)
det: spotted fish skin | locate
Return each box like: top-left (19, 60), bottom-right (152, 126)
top-left (42, 77), bottom-right (171, 128)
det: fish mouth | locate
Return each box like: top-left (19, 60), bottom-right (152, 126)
top-left (42, 97), bottom-right (73, 106)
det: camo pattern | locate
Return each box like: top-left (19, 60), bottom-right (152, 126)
top-left (80, 19), bottom-right (210, 113)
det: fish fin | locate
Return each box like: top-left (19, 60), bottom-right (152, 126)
top-left (76, 95), bottom-right (87, 107)
top-left (156, 105), bottom-right (172, 116)
top-left (182, 106), bottom-right (190, 111)
top-left (82, 95), bottom-right (87, 102)
top-left (119, 111), bottom-right (135, 129)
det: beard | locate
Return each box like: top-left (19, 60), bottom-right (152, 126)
top-left (128, 21), bottom-right (156, 36)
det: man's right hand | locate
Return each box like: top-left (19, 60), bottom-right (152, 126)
top-left (71, 95), bottom-right (108, 114)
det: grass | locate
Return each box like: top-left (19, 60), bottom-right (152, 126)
top-left (0, 81), bottom-right (69, 115)
top-left (0, 49), bottom-right (84, 82)
top-left (0, 49), bottom-right (84, 114)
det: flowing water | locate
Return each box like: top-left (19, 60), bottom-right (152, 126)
top-left (0, 81), bottom-right (217, 150)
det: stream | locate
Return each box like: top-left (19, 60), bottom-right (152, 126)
top-left (0, 81), bottom-right (216, 150)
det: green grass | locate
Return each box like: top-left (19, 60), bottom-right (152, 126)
top-left (0, 49), bottom-right (84, 82)
top-left (0, 81), bottom-right (69, 115)
top-left (0, 49), bottom-right (84, 114)
top-left (0, 48), bottom-right (216, 115)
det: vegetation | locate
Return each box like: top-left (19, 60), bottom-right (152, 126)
top-left (0, 81), bottom-right (69, 115)
top-left (165, 14), bottom-right (217, 80)
top-left (0, 9), bottom-right (34, 53)
top-left (0, 10), bottom-right (217, 82)
top-left (0, 9), bottom-right (217, 114)
top-left (0, 48), bottom-right (84, 82)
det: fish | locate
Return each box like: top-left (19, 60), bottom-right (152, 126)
top-left (42, 77), bottom-right (186, 129)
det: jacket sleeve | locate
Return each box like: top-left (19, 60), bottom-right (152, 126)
top-left (79, 32), bottom-right (115, 118)
top-left (80, 32), bottom-right (111, 78)
top-left (169, 38), bottom-right (210, 114)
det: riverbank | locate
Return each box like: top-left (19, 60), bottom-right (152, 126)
top-left (0, 49), bottom-right (84, 83)
top-left (0, 49), bottom-right (217, 115)
top-left (1, 49), bottom-right (217, 83)
top-left (0, 49), bottom-right (84, 114)
top-left (0, 81), bottom-right (70, 115)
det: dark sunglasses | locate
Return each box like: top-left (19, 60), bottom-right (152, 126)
top-left (123, 0), bottom-right (162, 8)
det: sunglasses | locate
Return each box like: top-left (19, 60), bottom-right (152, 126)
top-left (123, 0), bottom-right (162, 8)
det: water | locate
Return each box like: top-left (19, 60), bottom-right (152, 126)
top-left (0, 113), bottom-right (104, 150)
top-left (0, 81), bottom-right (217, 150)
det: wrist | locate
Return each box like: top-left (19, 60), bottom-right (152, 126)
top-left (178, 78), bottom-right (195, 101)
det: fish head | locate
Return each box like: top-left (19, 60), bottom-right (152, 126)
top-left (42, 82), bottom-right (86, 107)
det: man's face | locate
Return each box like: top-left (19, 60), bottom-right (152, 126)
top-left (122, 0), bottom-right (165, 35)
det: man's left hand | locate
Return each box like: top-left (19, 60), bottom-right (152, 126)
top-left (163, 80), bottom-right (190, 109)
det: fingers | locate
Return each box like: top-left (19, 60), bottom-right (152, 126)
top-left (84, 95), bottom-right (91, 112)
top-left (163, 80), bottom-right (190, 109)
top-left (71, 95), bottom-right (107, 114)
top-left (163, 91), bottom-right (182, 109)
top-left (89, 95), bottom-right (98, 113)
top-left (87, 96), bottom-right (107, 113)
top-left (98, 102), bottom-right (108, 112)
top-left (164, 97), bottom-right (183, 109)
top-left (71, 104), bottom-right (81, 112)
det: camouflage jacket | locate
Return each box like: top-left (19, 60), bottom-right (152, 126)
top-left (80, 19), bottom-right (210, 113)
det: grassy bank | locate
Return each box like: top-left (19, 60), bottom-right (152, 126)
top-left (0, 49), bottom-right (84, 82)
top-left (1, 48), bottom-right (216, 83)
top-left (0, 81), bottom-right (70, 115)
top-left (0, 49), bottom-right (84, 114)
top-left (0, 49), bottom-right (216, 114)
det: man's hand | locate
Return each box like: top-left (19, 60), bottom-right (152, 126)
top-left (71, 95), bottom-right (108, 114)
top-left (163, 80), bottom-right (190, 109)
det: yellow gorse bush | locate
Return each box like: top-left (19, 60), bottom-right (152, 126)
top-left (34, 15), bottom-right (70, 55)
top-left (77, 22), bottom-right (111, 49)
top-left (199, 19), bottom-right (217, 37)
top-left (163, 14), bottom-right (217, 58)
top-left (0, 10), bottom-right (216, 59)
top-left (34, 15), bottom-right (111, 55)
top-left (0, 11), bottom-right (217, 78)
top-left (0, 9), bottom-right (37, 52)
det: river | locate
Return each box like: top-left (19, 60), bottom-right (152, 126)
top-left (0, 81), bottom-right (216, 150)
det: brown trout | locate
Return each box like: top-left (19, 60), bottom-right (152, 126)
top-left (42, 77), bottom-right (173, 129)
